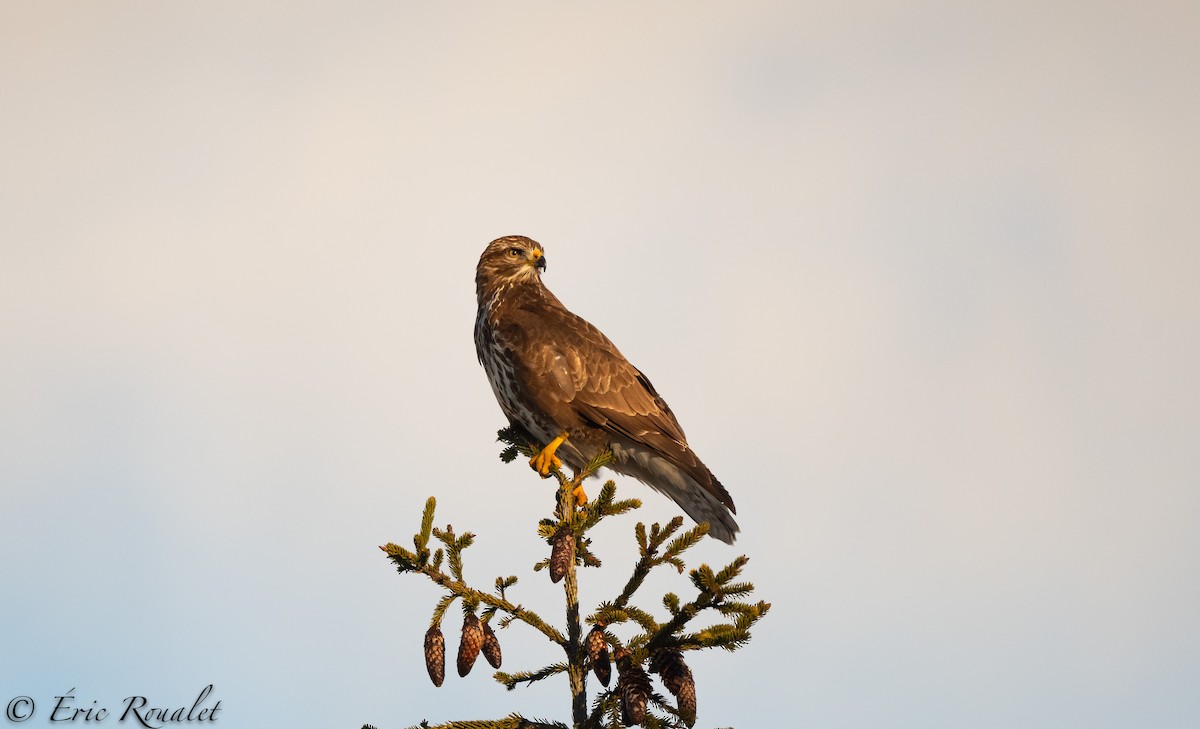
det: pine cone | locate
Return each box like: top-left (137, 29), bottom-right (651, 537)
top-left (481, 620), bottom-right (502, 669)
top-left (457, 612), bottom-right (485, 677)
top-left (549, 524), bottom-right (575, 583)
top-left (586, 626), bottom-right (611, 686)
top-left (650, 649), bottom-right (696, 726)
top-left (616, 649), bottom-right (651, 727)
top-left (423, 625), bottom-right (445, 687)
top-left (675, 677), bottom-right (697, 728)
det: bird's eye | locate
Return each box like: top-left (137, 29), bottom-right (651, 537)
top-left (507, 248), bottom-right (522, 258)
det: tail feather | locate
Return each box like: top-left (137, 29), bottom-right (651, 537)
top-left (609, 441), bottom-right (740, 544)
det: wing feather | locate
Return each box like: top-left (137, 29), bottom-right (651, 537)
top-left (508, 297), bottom-right (695, 460)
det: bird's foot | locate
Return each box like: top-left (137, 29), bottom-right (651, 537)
top-left (571, 483), bottom-right (588, 506)
top-left (529, 433), bottom-right (569, 477)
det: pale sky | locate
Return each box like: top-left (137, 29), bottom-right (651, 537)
top-left (2, 2), bottom-right (1198, 728)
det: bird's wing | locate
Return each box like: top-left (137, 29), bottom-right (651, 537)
top-left (499, 290), bottom-right (736, 515)
top-left (504, 295), bottom-right (699, 470)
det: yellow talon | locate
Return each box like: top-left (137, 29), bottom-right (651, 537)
top-left (572, 483), bottom-right (589, 506)
top-left (530, 433), bottom-right (569, 477)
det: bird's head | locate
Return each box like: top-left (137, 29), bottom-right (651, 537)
top-left (476, 235), bottom-right (547, 303)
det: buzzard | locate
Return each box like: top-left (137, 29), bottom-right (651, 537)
top-left (474, 235), bottom-right (738, 543)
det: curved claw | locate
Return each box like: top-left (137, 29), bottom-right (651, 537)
top-left (529, 433), bottom-right (569, 477)
top-left (571, 483), bottom-right (589, 506)
top-left (530, 450), bottom-right (563, 477)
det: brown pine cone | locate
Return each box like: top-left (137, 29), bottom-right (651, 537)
top-left (649, 648), bottom-right (691, 695)
top-left (457, 612), bottom-right (485, 677)
top-left (481, 620), bottom-right (502, 669)
top-left (549, 524), bottom-right (575, 583)
top-left (650, 649), bottom-right (696, 727)
top-left (675, 677), bottom-right (697, 728)
top-left (423, 625), bottom-right (445, 687)
top-left (616, 649), bottom-right (651, 727)
top-left (586, 626), bottom-right (611, 686)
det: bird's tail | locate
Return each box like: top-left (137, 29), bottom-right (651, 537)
top-left (610, 443), bottom-right (740, 544)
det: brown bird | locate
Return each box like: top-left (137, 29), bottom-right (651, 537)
top-left (474, 235), bottom-right (738, 543)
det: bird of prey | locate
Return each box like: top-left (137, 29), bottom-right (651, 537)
top-left (474, 235), bottom-right (738, 543)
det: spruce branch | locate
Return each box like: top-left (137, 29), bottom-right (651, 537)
top-left (402, 715), bottom-right (570, 729)
top-left (371, 427), bottom-right (769, 729)
top-left (553, 461), bottom-right (588, 726)
top-left (430, 594), bottom-right (457, 629)
top-left (419, 497), bottom-right (437, 549)
top-left (593, 520), bottom-right (708, 624)
top-left (382, 503), bottom-right (566, 647)
top-left (495, 662), bottom-right (569, 690)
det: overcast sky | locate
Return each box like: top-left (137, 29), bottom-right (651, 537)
top-left (2, 2), bottom-right (1198, 728)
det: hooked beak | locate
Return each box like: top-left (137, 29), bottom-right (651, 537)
top-left (532, 250), bottom-right (546, 271)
